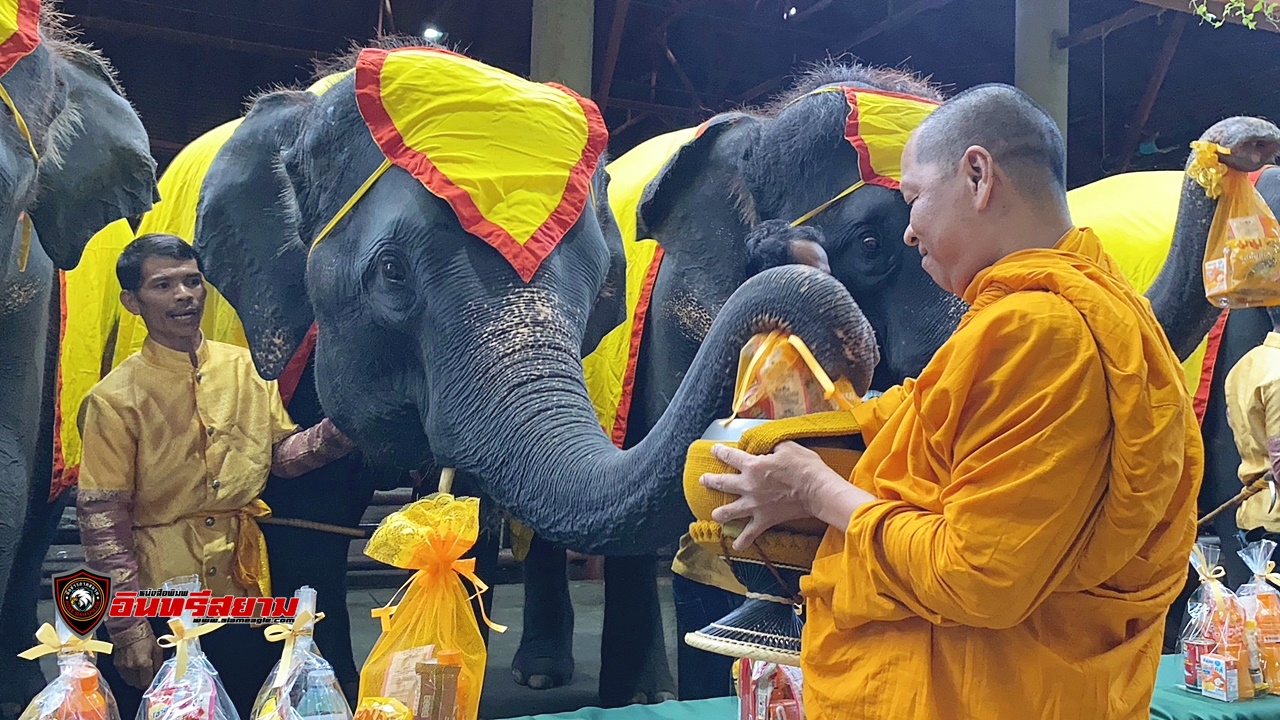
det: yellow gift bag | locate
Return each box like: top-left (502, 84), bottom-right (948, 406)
top-left (358, 493), bottom-right (505, 720)
top-left (1189, 140), bottom-right (1280, 308)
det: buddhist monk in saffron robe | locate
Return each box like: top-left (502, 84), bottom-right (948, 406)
top-left (700, 84), bottom-right (1204, 719)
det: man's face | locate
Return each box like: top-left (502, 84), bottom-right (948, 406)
top-left (120, 256), bottom-right (206, 346)
top-left (899, 138), bottom-right (996, 296)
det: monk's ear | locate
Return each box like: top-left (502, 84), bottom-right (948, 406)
top-left (963, 146), bottom-right (995, 210)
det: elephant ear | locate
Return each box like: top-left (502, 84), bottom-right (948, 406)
top-left (195, 90), bottom-right (316, 380)
top-left (581, 165), bottom-right (628, 358)
top-left (30, 49), bottom-right (158, 270)
top-left (636, 112), bottom-right (762, 243)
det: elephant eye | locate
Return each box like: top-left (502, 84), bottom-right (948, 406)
top-left (379, 256), bottom-right (407, 284)
top-left (861, 235), bottom-right (881, 253)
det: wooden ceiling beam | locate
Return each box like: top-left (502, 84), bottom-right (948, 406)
top-left (595, 0), bottom-right (632, 111)
top-left (1117, 11), bottom-right (1188, 172)
top-left (75, 16), bottom-right (322, 60)
top-left (1133, 0), bottom-right (1280, 34)
top-left (1057, 4), bottom-right (1162, 48)
top-left (832, 0), bottom-right (959, 55)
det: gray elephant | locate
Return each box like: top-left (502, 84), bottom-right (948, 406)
top-left (189, 41), bottom-right (879, 710)
top-left (0, 15), bottom-right (158, 716)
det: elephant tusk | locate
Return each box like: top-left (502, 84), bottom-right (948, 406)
top-left (438, 467), bottom-right (455, 495)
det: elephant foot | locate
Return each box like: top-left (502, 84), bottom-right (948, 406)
top-left (598, 654), bottom-right (677, 708)
top-left (511, 651), bottom-right (575, 690)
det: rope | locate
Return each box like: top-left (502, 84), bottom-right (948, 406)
top-left (257, 516), bottom-right (369, 538)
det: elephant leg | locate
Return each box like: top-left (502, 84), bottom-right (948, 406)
top-left (0, 490), bottom-right (69, 719)
top-left (511, 534), bottom-right (574, 690)
top-left (598, 555), bottom-right (675, 708)
top-left (261, 525), bottom-right (360, 706)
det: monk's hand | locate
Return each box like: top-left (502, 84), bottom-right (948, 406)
top-left (701, 441), bottom-right (852, 550)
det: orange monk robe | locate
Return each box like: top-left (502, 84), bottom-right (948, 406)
top-left (799, 227), bottom-right (1203, 720)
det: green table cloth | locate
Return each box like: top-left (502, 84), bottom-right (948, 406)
top-left (496, 655), bottom-right (1280, 720)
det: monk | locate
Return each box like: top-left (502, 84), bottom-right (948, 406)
top-left (700, 84), bottom-right (1203, 719)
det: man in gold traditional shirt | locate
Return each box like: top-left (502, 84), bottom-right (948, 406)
top-left (701, 85), bottom-right (1203, 719)
top-left (77, 234), bottom-right (356, 716)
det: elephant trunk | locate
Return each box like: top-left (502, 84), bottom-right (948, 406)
top-left (1147, 172), bottom-right (1220, 362)
top-left (432, 266), bottom-right (878, 556)
top-left (1149, 117), bottom-right (1280, 361)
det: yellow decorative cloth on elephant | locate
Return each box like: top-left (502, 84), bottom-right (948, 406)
top-left (1066, 170), bottom-right (1214, 399)
top-left (338, 47), bottom-right (608, 283)
top-left (0, 0), bottom-right (37, 78)
top-left (790, 87), bottom-right (939, 226)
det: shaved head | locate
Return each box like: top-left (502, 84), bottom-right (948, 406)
top-left (910, 84), bottom-right (1066, 201)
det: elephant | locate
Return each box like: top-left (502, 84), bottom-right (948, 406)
top-left (189, 41), bottom-right (880, 710)
top-left (0, 15), bottom-right (158, 717)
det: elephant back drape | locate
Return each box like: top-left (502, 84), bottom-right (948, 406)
top-left (1066, 170), bottom-right (1214, 398)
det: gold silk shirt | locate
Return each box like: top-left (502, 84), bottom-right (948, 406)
top-left (1225, 331), bottom-right (1280, 533)
top-left (77, 336), bottom-right (298, 642)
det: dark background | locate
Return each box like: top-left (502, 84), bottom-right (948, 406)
top-left (55, 0), bottom-right (1280, 187)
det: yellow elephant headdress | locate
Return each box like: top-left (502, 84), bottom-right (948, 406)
top-left (0, 0), bottom-right (38, 79)
top-left (340, 46), bottom-right (608, 282)
top-left (790, 86), bottom-right (939, 226)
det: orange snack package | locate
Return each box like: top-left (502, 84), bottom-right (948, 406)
top-left (358, 494), bottom-right (505, 720)
top-left (1183, 541), bottom-right (1253, 698)
top-left (1238, 539), bottom-right (1280, 694)
top-left (16, 620), bottom-right (121, 720)
top-left (728, 330), bottom-right (862, 421)
top-left (1188, 140), bottom-right (1280, 309)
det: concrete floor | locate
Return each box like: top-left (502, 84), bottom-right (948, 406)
top-left (37, 578), bottom-right (681, 720)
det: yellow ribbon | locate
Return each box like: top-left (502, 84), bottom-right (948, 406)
top-left (371, 557), bottom-right (508, 636)
top-left (724, 332), bottom-right (859, 425)
top-left (310, 157), bottom-right (394, 250)
top-left (156, 617), bottom-right (224, 680)
top-left (263, 610), bottom-right (325, 688)
top-left (1258, 561), bottom-right (1280, 589)
top-left (17, 623), bottom-right (113, 660)
top-left (0, 82), bottom-right (38, 165)
top-left (0, 82), bottom-right (37, 274)
top-left (450, 557), bottom-right (508, 633)
top-left (370, 605), bottom-right (397, 633)
top-left (1187, 140), bottom-right (1232, 200)
top-left (790, 180), bottom-right (866, 228)
top-left (233, 499), bottom-right (273, 598)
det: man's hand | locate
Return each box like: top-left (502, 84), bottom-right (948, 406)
top-left (115, 625), bottom-right (164, 689)
top-left (699, 441), bottom-right (875, 550)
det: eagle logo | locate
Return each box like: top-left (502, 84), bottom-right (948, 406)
top-left (53, 567), bottom-right (111, 637)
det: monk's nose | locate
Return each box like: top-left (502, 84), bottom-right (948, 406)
top-left (903, 225), bottom-right (920, 247)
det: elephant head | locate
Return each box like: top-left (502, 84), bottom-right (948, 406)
top-left (0, 27), bottom-right (157, 271)
top-left (636, 63), bottom-right (967, 391)
top-left (28, 43), bottom-right (158, 269)
top-left (1144, 118), bottom-right (1280, 360)
top-left (194, 47), bottom-right (878, 554)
